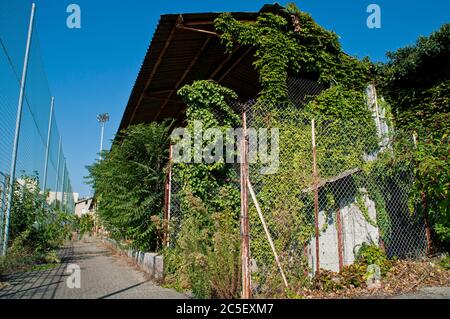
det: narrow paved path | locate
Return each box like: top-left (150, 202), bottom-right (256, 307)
top-left (391, 287), bottom-right (450, 299)
top-left (0, 238), bottom-right (187, 299)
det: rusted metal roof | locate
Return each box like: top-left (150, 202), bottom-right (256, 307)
top-left (117, 11), bottom-right (264, 133)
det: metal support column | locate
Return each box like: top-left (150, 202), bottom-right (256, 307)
top-left (311, 119), bottom-right (320, 274)
top-left (54, 136), bottom-right (62, 206)
top-left (42, 96), bottom-right (54, 194)
top-left (61, 160), bottom-right (66, 210)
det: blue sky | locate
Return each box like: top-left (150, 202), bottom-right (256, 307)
top-left (25, 0), bottom-right (449, 197)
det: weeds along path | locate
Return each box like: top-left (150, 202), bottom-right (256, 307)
top-left (0, 237), bottom-right (187, 299)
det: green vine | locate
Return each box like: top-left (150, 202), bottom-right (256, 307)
top-left (355, 194), bottom-right (378, 228)
top-left (214, 3), bottom-right (372, 107)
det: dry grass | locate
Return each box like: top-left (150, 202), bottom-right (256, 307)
top-left (298, 259), bottom-right (450, 299)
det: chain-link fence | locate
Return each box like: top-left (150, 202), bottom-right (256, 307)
top-left (164, 77), bottom-right (430, 298)
top-left (244, 102), bottom-right (428, 296)
top-left (1, 1), bottom-right (75, 248)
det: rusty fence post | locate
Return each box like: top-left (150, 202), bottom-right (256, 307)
top-left (163, 144), bottom-right (173, 248)
top-left (240, 111), bottom-right (251, 299)
top-left (311, 119), bottom-right (320, 274)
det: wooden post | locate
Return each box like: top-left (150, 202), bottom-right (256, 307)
top-left (163, 144), bottom-right (173, 247)
top-left (240, 111), bottom-right (251, 299)
top-left (248, 180), bottom-right (289, 289)
top-left (421, 192), bottom-right (433, 255)
top-left (336, 207), bottom-right (344, 271)
top-left (311, 119), bottom-right (320, 274)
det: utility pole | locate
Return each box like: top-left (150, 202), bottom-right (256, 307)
top-left (97, 113), bottom-right (110, 160)
top-left (2, 3), bottom-right (36, 256)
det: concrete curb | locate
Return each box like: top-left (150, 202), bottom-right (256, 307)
top-left (101, 237), bottom-right (164, 283)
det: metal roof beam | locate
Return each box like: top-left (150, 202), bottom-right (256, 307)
top-left (153, 36), bottom-right (212, 121)
top-left (128, 22), bottom-right (178, 126)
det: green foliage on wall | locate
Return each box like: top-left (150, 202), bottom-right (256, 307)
top-left (166, 3), bottom-right (449, 298)
top-left (163, 81), bottom-right (242, 298)
top-left (175, 80), bottom-right (240, 208)
top-left (214, 3), bottom-right (372, 106)
top-left (380, 23), bottom-right (450, 246)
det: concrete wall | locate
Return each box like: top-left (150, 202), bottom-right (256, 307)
top-left (102, 238), bottom-right (164, 283)
top-left (308, 192), bottom-right (379, 274)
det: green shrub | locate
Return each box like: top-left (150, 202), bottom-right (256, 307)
top-left (438, 255), bottom-right (450, 270)
top-left (355, 242), bottom-right (391, 275)
top-left (87, 121), bottom-right (172, 251)
top-left (339, 264), bottom-right (367, 288)
top-left (164, 191), bottom-right (240, 299)
top-left (76, 214), bottom-right (95, 239)
top-left (380, 24), bottom-right (450, 246)
top-left (0, 176), bottom-right (74, 276)
top-left (313, 270), bottom-right (343, 292)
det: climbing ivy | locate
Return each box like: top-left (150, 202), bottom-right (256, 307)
top-left (165, 81), bottom-right (242, 298)
top-left (175, 80), bottom-right (240, 208)
top-left (166, 3), bottom-right (448, 298)
top-left (214, 3), bottom-right (372, 106)
top-left (380, 23), bottom-right (450, 246)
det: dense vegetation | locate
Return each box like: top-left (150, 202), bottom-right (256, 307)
top-left (87, 122), bottom-right (172, 251)
top-left (83, 3), bottom-right (448, 298)
top-left (164, 81), bottom-right (241, 298)
top-left (0, 176), bottom-right (75, 276)
top-left (214, 3), bottom-right (371, 107)
top-left (380, 24), bottom-right (450, 246)
top-left (163, 3), bottom-right (448, 298)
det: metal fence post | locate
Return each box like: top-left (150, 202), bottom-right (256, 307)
top-left (2, 3), bottom-right (36, 256)
top-left (311, 119), bottom-right (320, 274)
top-left (163, 144), bottom-right (173, 247)
top-left (42, 96), bottom-right (54, 195)
top-left (54, 136), bottom-right (62, 206)
top-left (60, 159), bottom-right (66, 210)
top-left (240, 111), bottom-right (251, 299)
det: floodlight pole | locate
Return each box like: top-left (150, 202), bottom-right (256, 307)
top-left (2, 3), bottom-right (36, 256)
top-left (97, 113), bottom-right (110, 160)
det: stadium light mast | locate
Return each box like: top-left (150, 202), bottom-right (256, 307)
top-left (97, 113), bottom-right (109, 160)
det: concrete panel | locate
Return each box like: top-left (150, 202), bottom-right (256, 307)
top-left (154, 255), bottom-right (164, 282)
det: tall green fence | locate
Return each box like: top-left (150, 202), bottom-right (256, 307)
top-left (0, 1), bottom-right (75, 246)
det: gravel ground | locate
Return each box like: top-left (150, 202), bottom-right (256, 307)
top-left (0, 238), bottom-right (188, 299)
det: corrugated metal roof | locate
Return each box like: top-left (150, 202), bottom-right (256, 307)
top-left (117, 11), bottom-right (264, 133)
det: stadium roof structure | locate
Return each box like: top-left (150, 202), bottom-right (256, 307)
top-left (117, 4), bottom-right (297, 132)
